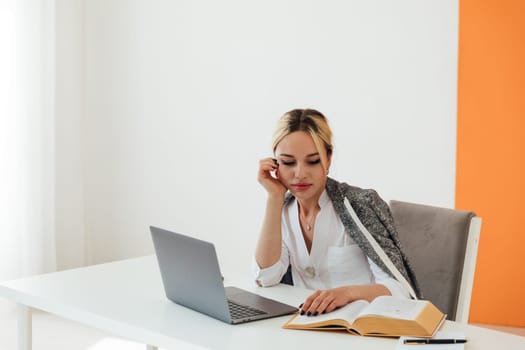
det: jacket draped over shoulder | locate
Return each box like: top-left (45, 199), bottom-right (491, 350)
top-left (282, 177), bottom-right (421, 298)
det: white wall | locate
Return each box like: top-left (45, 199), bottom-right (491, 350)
top-left (0, 0), bottom-right (57, 276)
top-left (55, 0), bottom-right (86, 270)
top-left (56, 0), bottom-right (459, 274)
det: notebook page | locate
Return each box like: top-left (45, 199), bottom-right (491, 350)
top-left (290, 299), bottom-right (369, 325)
top-left (359, 296), bottom-right (426, 320)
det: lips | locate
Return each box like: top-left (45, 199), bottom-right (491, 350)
top-left (292, 183), bottom-right (312, 191)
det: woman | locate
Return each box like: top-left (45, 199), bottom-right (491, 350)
top-left (254, 109), bottom-right (420, 316)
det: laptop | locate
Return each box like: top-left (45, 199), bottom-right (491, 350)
top-left (150, 226), bottom-right (298, 324)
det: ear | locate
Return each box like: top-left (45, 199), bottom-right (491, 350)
top-left (325, 153), bottom-right (332, 175)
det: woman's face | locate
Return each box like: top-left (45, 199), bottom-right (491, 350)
top-left (274, 131), bottom-right (330, 202)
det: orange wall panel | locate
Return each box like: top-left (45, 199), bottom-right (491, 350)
top-left (457, 0), bottom-right (525, 326)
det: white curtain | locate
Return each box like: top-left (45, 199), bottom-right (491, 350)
top-left (0, 0), bottom-right (56, 313)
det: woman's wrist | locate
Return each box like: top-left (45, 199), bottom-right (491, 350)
top-left (266, 192), bottom-right (285, 205)
top-left (342, 286), bottom-right (357, 304)
top-left (341, 284), bottom-right (390, 304)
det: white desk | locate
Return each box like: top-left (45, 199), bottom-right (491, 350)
top-left (0, 256), bottom-right (524, 349)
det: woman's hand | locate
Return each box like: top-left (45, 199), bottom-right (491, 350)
top-left (257, 157), bottom-right (287, 198)
top-left (299, 287), bottom-right (352, 316)
top-left (299, 284), bottom-right (391, 316)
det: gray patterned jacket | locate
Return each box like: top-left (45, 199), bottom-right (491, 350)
top-left (282, 177), bottom-right (421, 298)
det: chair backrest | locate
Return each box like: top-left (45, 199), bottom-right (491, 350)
top-left (389, 200), bottom-right (481, 323)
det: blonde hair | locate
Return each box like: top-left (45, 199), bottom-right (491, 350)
top-left (272, 109), bottom-right (333, 172)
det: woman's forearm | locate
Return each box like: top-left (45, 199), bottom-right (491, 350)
top-left (255, 196), bottom-right (284, 268)
top-left (343, 283), bottom-right (391, 303)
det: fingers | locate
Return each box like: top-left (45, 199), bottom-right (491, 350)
top-left (300, 290), bottom-right (333, 316)
top-left (258, 157), bottom-right (278, 178)
top-left (324, 299), bottom-right (339, 313)
top-left (300, 290), bottom-right (321, 315)
top-left (260, 157), bottom-right (278, 169)
top-left (299, 289), bottom-right (344, 316)
top-left (258, 158), bottom-right (287, 198)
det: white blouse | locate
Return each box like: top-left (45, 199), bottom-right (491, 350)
top-left (253, 190), bottom-right (409, 298)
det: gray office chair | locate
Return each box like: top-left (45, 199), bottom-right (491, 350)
top-left (389, 200), bottom-right (482, 323)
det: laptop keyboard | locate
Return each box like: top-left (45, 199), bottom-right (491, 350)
top-left (228, 300), bottom-right (267, 319)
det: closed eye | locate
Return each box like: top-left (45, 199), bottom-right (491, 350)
top-left (280, 159), bottom-right (320, 166)
top-left (281, 160), bottom-right (296, 166)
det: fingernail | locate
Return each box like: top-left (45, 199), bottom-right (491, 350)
top-left (306, 311), bottom-right (311, 316)
top-left (322, 310), bottom-right (326, 314)
top-left (300, 310), bottom-right (305, 315)
top-left (298, 303), bottom-right (303, 308)
top-left (313, 311), bottom-right (318, 316)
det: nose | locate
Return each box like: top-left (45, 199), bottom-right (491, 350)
top-left (294, 162), bottom-right (307, 180)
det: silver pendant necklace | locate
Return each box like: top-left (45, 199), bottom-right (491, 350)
top-left (300, 212), bottom-right (315, 231)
